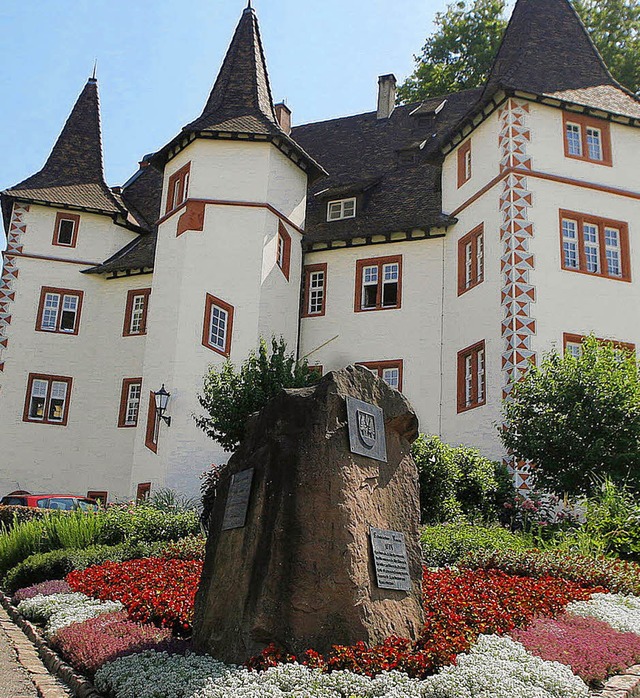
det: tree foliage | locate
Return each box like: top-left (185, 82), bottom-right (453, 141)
top-left (397, 0), bottom-right (507, 104)
top-left (195, 337), bottom-right (319, 452)
top-left (398, 0), bottom-right (639, 104)
top-left (501, 336), bottom-right (640, 497)
top-left (412, 434), bottom-right (514, 524)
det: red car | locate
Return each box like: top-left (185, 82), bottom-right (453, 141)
top-left (0, 492), bottom-right (99, 511)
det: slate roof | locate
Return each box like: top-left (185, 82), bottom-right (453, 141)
top-left (292, 89), bottom-right (482, 246)
top-left (481, 0), bottom-right (640, 119)
top-left (154, 6), bottom-right (325, 181)
top-left (84, 230), bottom-right (157, 275)
top-left (2, 79), bottom-right (125, 216)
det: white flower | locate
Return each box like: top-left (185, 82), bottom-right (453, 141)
top-left (567, 592), bottom-right (640, 634)
top-left (17, 593), bottom-right (89, 623)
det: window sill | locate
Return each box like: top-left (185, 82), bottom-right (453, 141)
top-left (561, 266), bottom-right (630, 283)
top-left (565, 153), bottom-right (612, 168)
top-left (458, 279), bottom-right (484, 297)
top-left (355, 305), bottom-right (400, 313)
top-left (457, 400), bottom-right (486, 414)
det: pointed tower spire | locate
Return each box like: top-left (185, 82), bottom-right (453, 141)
top-left (185, 5), bottom-right (279, 133)
top-left (483, 0), bottom-right (615, 98)
top-left (3, 77), bottom-right (123, 215)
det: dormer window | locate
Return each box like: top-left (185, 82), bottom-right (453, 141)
top-left (327, 198), bottom-right (356, 222)
top-left (166, 162), bottom-right (191, 214)
top-left (53, 213), bottom-right (80, 248)
top-left (562, 113), bottom-right (611, 166)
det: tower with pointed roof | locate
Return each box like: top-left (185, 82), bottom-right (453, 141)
top-left (0, 0), bottom-right (638, 501)
top-left (127, 4), bottom-right (322, 491)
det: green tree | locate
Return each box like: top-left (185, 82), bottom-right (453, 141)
top-left (398, 0), bottom-right (639, 104)
top-left (574, 0), bottom-right (640, 95)
top-left (501, 336), bottom-right (640, 497)
top-left (195, 337), bottom-right (319, 452)
top-left (397, 0), bottom-right (507, 104)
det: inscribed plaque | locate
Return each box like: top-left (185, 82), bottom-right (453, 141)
top-left (370, 526), bottom-right (411, 591)
top-left (346, 396), bottom-right (387, 462)
top-left (222, 468), bottom-right (254, 531)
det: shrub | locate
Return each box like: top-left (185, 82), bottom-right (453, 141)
top-left (3, 540), bottom-right (165, 593)
top-left (421, 522), bottom-right (531, 566)
top-left (162, 535), bottom-right (206, 561)
top-left (0, 505), bottom-right (52, 529)
top-left (461, 549), bottom-right (640, 595)
top-left (51, 611), bottom-right (187, 678)
top-left (99, 506), bottom-right (199, 546)
top-left (0, 511), bottom-right (105, 578)
top-left (412, 435), bottom-right (514, 524)
top-left (13, 580), bottom-right (71, 603)
top-left (512, 612), bottom-right (640, 685)
top-left (67, 557), bottom-right (203, 635)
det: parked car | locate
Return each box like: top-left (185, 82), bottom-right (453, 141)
top-left (0, 492), bottom-right (99, 511)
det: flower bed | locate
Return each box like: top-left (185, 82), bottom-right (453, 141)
top-left (66, 557), bottom-right (202, 634)
top-left (16, 592), bottom-right (124, 639)
top-left (13, 579), bottom-right (71, 603)
top-left (462, 548), bottom-right (640, 594)
top-left (512, 612), bottom-right (640, 684)
top-left (93, 635), bottom-right (590, 698)
top-left (248, 568), bottom-right (600, 678)
top-left (567, 592), bottom-right (640, 634)
top-left (51, 611), bottom-right (188, 678)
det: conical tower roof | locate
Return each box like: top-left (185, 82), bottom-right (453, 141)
top-left (155, 5), bottom-right (326, 181)
top-left (481, 0), bottom-right (640, 118)
top-left (186, 4), bottom-right (279, 134)
top-left (3, 78), bottom-right (124, 215)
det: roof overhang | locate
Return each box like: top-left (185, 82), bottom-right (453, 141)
top-left (151, 128), bottom-right (328, 184)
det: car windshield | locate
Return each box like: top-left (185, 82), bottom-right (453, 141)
top-left (1, 497), bottom-right (27, 506)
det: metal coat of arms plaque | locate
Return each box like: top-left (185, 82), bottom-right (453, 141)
top-left (346, 396), bottom-right (387, 462)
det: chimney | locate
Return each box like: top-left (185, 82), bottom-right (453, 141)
top-left (377, 74), bottom-right (397, 120)
top-left (275, 102), bottom-right (292, 135)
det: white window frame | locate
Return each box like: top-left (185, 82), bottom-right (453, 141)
top-left (327, 198), bottom-right (356, 222)
top-left (361, 265), bottom-right (379, 309)
top-left (308, 270), bottom-right (325, 315)
top-left (39, 290), bottom-right (81, 334)
top-left (565, 122), bottom-right (583, 157)
top-left (604, 226), bottom-right (622, 278)
top-left (562, 218), bottom-right (579, 269)
top-left (129, 295), bottom-right (147, 335)
top-left (208, 304), bottom-right (229, 352)
top-left (586, 127), bottom-right (603, 161)
top-left (26, 376), bottom-right (71, 425)
top-left (125, 382), bottom-right (142, 426)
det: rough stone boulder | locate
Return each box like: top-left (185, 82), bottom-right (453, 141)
top-left (192, 365), bottom-right (424, 663)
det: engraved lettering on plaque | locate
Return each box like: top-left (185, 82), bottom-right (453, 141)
top-left (346, 396), bottom-right (387, 462)
top-left (222, 468), bottom-right (254, 531)
top-left (370, 526), bottom-right (411, 591)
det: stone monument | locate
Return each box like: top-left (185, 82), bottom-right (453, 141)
top-left (192, 365), bottom-right (424, 663)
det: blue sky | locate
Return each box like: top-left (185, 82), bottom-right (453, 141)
top-left (0, 0), bottom-right (447, 201)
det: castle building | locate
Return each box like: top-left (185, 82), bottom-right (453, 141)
top-left (1, 0), bottom-right (639, 500)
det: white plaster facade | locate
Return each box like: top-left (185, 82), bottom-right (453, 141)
top-left (1, 2), bottom-right (639, 500)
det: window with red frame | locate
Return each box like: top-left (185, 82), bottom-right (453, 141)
top-left (276, 222), bottom-right (291, 280)
top-left (123, 289), bottom-right (151, 336)
top-left (145, 392), bottom-right (158, 453)
top-left (457, 341), bottom-right (486, 413)
top-left (23, 374), bottom-right (73, 426)
top-left (355, 255), bottom-right (402, 312)
top-left (202, 293), bottom-right (234, 357)
top-left (560, 211), bottom-right (630, 281)
top-left (165, 162), bottom-right (191, 214)
top-left (118, 378), bottom-right (142, 428)
top-left (36, 287), bottom-right (84, 335)
top-left (457, 225), bottom-right (484, 295)
top-left (53, 212), bottom-right (80, 247)
top-left (136, 482), bottom-right (151, 502)
top-left (87, 491), bottom-right (108, 506)
top-left (457, 139), bottom-right (472, 188)
top-left (563, 333), bottom-right (635, 358)
top-left (357, 360), bottom-right (403, 391)
top-left (562, 112), bottom-right (612, 166)
top-left (302, 263), bottom-right (327, 317)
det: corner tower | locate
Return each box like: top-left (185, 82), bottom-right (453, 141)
top-left (129, 5), bottom-right (325, 496)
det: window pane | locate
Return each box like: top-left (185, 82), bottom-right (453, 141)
top-left (464, 355), bottom-right (473, 407)
top-left (604, 227), bottom-right (622, 277)
top-left (327, 202), bottom-right (342, 221)
top-left (383, 263), bottom-right (399, 282)
top-left (382, 281), bottom-right (398, 307)
top-left (363, 285), bottom-right (377, 309)
top-left (363, 266), bottom-right (378, 284)
top-left (476, 235), bottom-right (484, 281)
top-left (382, 367), bottom-right (399, 390)
top-left (48, 381), bottom-right (68, 422)
top-left (209, 306), bottom-right (228, 349)
top-left (126, 383), bottom-right (141, 425)
top-left (562, 219), bottom-right (579, 269)
top-left (465, 242), bottom-right (473, 287)
top-left (130, 296), bottom-right (146, 333)
top-left (29, 379), bottom-right (48, 419)
top-left (566, 342), bottom-right (582, 358)
top-left (277, 235), bottom-right (285, 268)
top-left (309, 271), bottom-right (325, 314)
top-left (566, 123), bottom-right (582, 156)
top-left (583, 223), bottom-right (600, 273)
top-left (41, 293), bottom-right (60, 330)
top-left (57, 219), bottom-right (75, 245)
top-left (587, 127), bottom-right (602, 160)
top-left (477, 349), bottom-right (485, 403)
top-left (60, 295), bottom-right (78, 332)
